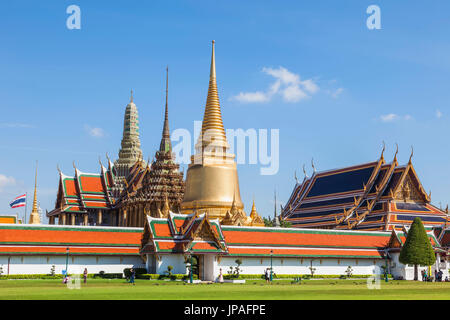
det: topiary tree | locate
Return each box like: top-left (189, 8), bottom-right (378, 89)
top-left (166, 265), bottom-right (174, 277)
top-left (399, 217), bottom-right (436, 281)
top-left (234, 259), bottom-right (243, 278)
top-left (345, 266), bottom-right (353, 278)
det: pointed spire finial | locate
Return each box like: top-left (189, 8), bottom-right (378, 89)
top-left (159, 67), bottom-right (172, 153)
top-left (381, 141), bottom-right (386, 160)
top-left (274, 188), bottom-right (277, 220)
top-left (197, 40), bottom-right (228, 151)
top-left (311, 158), bottom-right (316, 173)
top-left (409, 145), bottom-right (414, 164)
top-left (130, 89), bottom-right (134, 103)
top-left (29, 160), bottom-right (41, 224)
top-left (394, 143), bottom-right (398, 162)
top-left (303, 164), bottom-right (307, 178)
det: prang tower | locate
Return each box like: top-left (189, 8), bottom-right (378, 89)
top-left (112, 91), bottom-right (144, 197)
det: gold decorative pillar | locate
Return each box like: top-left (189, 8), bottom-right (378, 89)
top-left (123, 209), bottom-right (127, 227)
top-left (61, 213), bottom-right (67, 225)
top-left (97, 209), bottom-right (102, 225)
top-left (70, 214), bottom-right (76, 225)
top-left (83, 214), bottom-right (89, 226)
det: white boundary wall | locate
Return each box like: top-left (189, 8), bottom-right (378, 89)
top-left (146, 254), bottom-right (386, 281)
top-left (0, 255), bottom-right (144, 275)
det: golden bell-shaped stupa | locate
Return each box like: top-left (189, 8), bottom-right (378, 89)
top-left (181, 40), bottom-right (244, 220)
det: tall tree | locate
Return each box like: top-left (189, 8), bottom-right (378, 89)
top-left (399, 217), bottom-right (436, 280)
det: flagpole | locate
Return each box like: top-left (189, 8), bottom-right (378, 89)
top-left (24, 192), bottom-right (28, 224)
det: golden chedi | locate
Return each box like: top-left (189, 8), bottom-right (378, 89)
top-left (181, 41), bottom-right (263, 227)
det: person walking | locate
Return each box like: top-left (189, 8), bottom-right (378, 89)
top-left (264, 268), bottom-right (269, 284)
top-left (130, 268), bottom-right (135, 285)
top-left (218, 268), bottom-right (224, 283)
top-left (83, 268), bottom-right (88, 284)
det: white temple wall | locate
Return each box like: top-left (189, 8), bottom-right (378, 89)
top-left (216, 257), bottom-right (385, 278)
top-left (389, 252), bottom-right (448, 281)
top-left (154, 254), bottom-right (187, 275)
top-left (0, 255), bottom-right (144, 275)
top-left (203, 254), bottom-right (218, 281)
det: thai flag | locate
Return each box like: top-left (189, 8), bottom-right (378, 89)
top-left (10, 194), bottom-right (26, 209)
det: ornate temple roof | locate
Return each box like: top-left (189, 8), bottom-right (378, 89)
top-left (47, 161), bottom-right (116, 216)
top-left (282, 147), bottom-right (448, 231)
top-left (140, 212), bottom-right (226, 254)
top-left (141, 214), bottom-right (394, 259)
top-left (0, 224), bottom-right (142, 256)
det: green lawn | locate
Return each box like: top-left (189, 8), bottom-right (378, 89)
top-left (0, 279), bottom-right (449, 300)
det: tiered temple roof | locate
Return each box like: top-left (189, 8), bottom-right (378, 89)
top-left (0, 224), bottom-right (142, 256)
top-left (141, 213), bottom-right (394, 259)
top-left (47, 161), bottom-right (116, 217)
top-left (282, 147), bottom-right (449, 231)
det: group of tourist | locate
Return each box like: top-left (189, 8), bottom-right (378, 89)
top-left (421, 269), bottom-right (448, 282)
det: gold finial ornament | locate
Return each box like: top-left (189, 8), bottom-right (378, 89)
top-left (380, 141), bottom-right (385, 161)
top-left (181, 41), bottom-right (245, 221)
top-left (409, 145), bottom-right (414, 164)
top-left (29, 161), bottom-right (41, 224)
top-left (394, 143), bottom-right (399, 162)
top-left (130, 89), bottom-right (134, 103)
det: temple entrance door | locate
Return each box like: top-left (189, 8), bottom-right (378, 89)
top-left (192, 255), bottom-right (204, 280)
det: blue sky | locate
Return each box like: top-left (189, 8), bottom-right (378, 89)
top-left (1, 1), bottom-right (450, 223)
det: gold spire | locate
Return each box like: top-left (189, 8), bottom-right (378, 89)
top-left (250, 200), bottom-right (257, 219)
top-left (29, 161), bottom-right (41, 224)
top-left (130, 89), bottom-right (134, 103)
top-left (197, 40), bottom-right (229, 151)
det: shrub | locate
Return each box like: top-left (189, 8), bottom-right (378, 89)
top-left (123, 268), bottom-right (147, 278)
top-left (344, 266), bottom-right (354, 278)
top-left (165, 265), bottom-right (174, 277)
top-left (50, 265), bottom-right (56, 277)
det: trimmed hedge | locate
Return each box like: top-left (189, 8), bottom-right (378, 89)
top-left (123, 268), bottom-right (147, 278)
top-left (223, 274), bottom-right (393, 280)
top-left (138, 274), bottom-right (199, 280)
top-left (0, 273), bottom-right (124, 280)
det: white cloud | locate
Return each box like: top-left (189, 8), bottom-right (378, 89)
top-left (330, 87), bottom-right (344, 99)
top-left (84, 125), bottom-right (105, 138)
top-left (436, 109), bottom-right (442, 118)
top-left (0, 174), bottom-right (16, 192)
top-left (231, 66), bottom-right (319, 104)
top-left (380, 114), bottom-right (398, 122)
top-left (380, 114), bottom-right (412, 122)
top-left (232, 91), bottom-right (270, 103)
